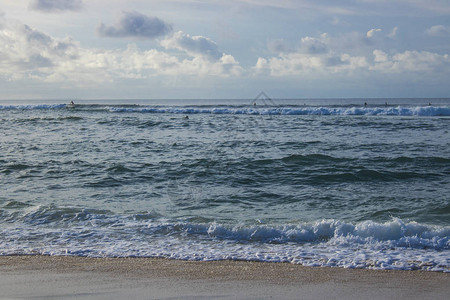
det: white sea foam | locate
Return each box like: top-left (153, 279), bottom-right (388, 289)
top-left (1, 103), bottom-right (449, 116)
top-left (0, 104), bottom-right (67, 110)
top-left (107, 105), bottom-right (450, 116)
top-left (0, 216), bottom-right (448, 271)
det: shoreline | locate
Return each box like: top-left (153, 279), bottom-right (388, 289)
top-left (0, 255), bottom-right (449, 299)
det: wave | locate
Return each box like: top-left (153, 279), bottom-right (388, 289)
top-left (0, 206), bottom-right (448, 271)
top-left (1, 103), bottom-right (449, 116)
top-left (107, 105), bottom-right (450, 116)
top-left (0, 104), bottom-right (67, 110)
top-left (200, 218), bottom-right (449, 248)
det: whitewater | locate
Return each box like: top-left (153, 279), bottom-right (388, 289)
top-left (0, 98), bottom-right (449, 272)
top-left (1, 103), bottom-right (450, 116)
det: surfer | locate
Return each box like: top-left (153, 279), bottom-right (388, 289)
top-left (67, 101), bottom-right (75, 109)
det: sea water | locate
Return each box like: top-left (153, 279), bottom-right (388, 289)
top-left (0, 98), bottom-right (449, 271)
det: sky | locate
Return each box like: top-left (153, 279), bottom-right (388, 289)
top-left (0, 0), bottom-right (449, 100)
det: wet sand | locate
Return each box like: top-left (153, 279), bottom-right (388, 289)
top-left (0, 255), bottom-right (448, 299)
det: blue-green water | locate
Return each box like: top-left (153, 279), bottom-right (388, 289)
top-left (0, 98), bottom-right (449, 271)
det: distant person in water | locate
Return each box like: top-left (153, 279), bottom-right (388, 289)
top-left (364, 102), bottom-right (367, 107)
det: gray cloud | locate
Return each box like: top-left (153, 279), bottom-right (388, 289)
top-left (161, 31), bottom-right (223, 61)
top-left (28, 54), bottom-right (54, 68)
top-left (176, 34), bottom-right (221, 60)
top-left (21, 24), bottom-right (78, 60)
top-left (300, 37), bottom-right (328, 54)
top-left (267, 39), bottom-right (295, 54)
top-left (24, 24), bottom-right (52, 44)
top-left (29, 0), bottom-right (83, 12)
top-left (326, 56), bottom-right (348, 67)
top-left (97, 11), bottom-right (172, 39)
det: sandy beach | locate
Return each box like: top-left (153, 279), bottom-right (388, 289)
top-left (0, 256), bottom-right (448, 300)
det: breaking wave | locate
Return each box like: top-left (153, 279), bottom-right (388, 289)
top-left (107, 105), bottom-right (450, 116)
top-left (1, 103), bottom-right (449, 116)
top-left (0, 206), bottom-right (448, 271)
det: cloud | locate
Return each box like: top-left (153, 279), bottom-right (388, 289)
top-left (255, 48), bottom-right (450, 77)
top-left (97, 11), bottom-right (172, 39)
top-left (267, 39), bottom-right (295, 54)
top-left (29, 0), bottom-right (83, 12)
top-left (373, 49), bottom-right (388, 63)
top-left (159, 31), bottom-right (242, 75)
top-left (425, 25), bottom-right (450, 37)
top-left (387, 27), bottom-right (398, 38)
top-left (300, 36), bottom-right (329, 54)
top-left (254, 51), bottom-right (368, 77)
top-left (371, 49), bottom-right (450, 73)
top-left (254, 31), bottom-right (450, 77)
top-left (161, 31), bottom-right (223, 61)
top-left (25, 24), bottom-right (53, 44)
top-left (0, 21), bottom-right (79, 80)
top-left (366, 28), bottom-right (382, 38)
top-left (267, 35), bottom-right (329, 55)
top-left (0, 18), bottom-right (241, 87)
top-left (254, 32), bottom-right (370, 76)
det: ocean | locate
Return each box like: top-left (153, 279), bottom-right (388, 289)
top-left (0, 98), bottom-right (449, 272)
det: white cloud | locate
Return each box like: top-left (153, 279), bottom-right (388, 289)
top-left (254, 32), bottom-right (449, 78)
top-left (425, 25), bottom-right (450, 37)
top-left (97, 11), bottom-right (173, 39)
top-left (253, 51), bottom-right (368, 77)
top-left (373, 49), bottom-right (388, 63)
top-left (0, 22), bottom-right (79, 80)
top-left (0, 18), bottom-right (242, 87)
top-left (371, 49), bottom-right (450, 73)
top-left (160, 31), bottom-right (243, 75)
top-left (29, 0), bottom-right (83, 12)
top-left (366, 28), bottom-right (381, 38)
top-left (254, 32), bottom-right (370, 76)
